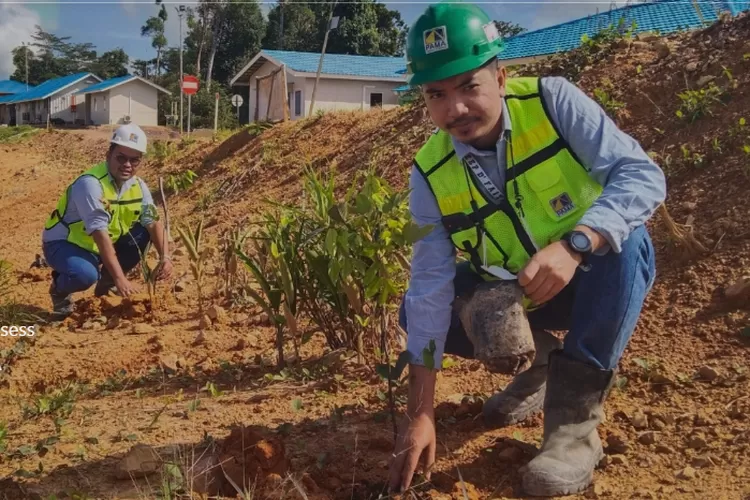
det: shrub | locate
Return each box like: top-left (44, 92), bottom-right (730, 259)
top-left (676, 82), bottom-right (725, 122)
top-left (237, 167), bottom-right (433, 364)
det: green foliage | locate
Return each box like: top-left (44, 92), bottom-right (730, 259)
top-left (0, 421), bottom-right (7, 453)
top-left (593, 85), bottom-right (625, 118)
top-left (675, 82), bottom-right (725, 122)
top-left (22, 384), bottom-right (79, 420)
top-left (147, 140), bottom-right (176, 161)
top-left (176, 219), bottom-right (208, 313)
top-left (166, 170), bottom-right (198, 194)
top-left (0, 126), bottom-right (38, 143)
top-left (494, 20), bottom-right (526, 38)
top-left (263, 0), bottom-right (406, 57)
top-left (237, 167), bottom-right (433, 360)
top-left (680, 144), bottom-right (705, 168)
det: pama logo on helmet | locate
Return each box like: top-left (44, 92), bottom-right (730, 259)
top-left (128, 133), bottom-right (138, 143)
top-left (423, 26), bottom-right (448, 54)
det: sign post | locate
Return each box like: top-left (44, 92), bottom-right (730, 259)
top-left (231, 94), bottom-right (244, 123)
top-left (181, 75), bottom-right (199, 136)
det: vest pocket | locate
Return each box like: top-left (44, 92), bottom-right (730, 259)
top-left (524, 158), bottom-right (581, 222)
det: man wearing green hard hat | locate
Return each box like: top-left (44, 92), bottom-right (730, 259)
top-left (391, 2), bottom-right (666, 496)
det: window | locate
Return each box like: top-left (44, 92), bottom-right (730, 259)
top-left (94, 97), bottom-right (98, 112)
top-left (104, 97), bottom-right (107, 111)
top-left (294, 90), bottom-right (302, 116)
top-left (370, 93), bottom-right (383, 108)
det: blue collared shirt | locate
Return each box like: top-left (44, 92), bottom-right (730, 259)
top-left (404, 76), bottom-right (666, 367)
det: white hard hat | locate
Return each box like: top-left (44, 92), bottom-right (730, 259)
top-left (110, 123), bottom-right (147, 154)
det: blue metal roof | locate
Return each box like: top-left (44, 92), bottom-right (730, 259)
top-left (0, 80), bottom-right (32, 95)
top-left (75, 75), bottom-right (136, 95)
top-left (2, 72), bottom-right (99, 104)
top-left (500, 0), bottom-right (750, 60)
top-left (262, 49), bottom-right (406, 79)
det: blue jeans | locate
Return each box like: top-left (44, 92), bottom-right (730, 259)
top-left (399, 225), bottom-right (656, 370)
top-left (43, 223), bottom-right (151, 295)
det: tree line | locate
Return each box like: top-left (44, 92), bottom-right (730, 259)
top-left (9, 0), bottom-right (525, 128)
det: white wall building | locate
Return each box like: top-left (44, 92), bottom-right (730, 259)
top-left (229, 50), bottom-right (407, 124)
top-left (1, 73), bottom-right (101, 126)
top-left (75, 75), bottom-right (171, 127)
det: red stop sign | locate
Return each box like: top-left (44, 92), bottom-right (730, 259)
top-left (181, 75), bottom-right (199, 95)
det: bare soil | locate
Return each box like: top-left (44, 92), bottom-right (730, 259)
top-left (0, 15), bottom-right (749, 500)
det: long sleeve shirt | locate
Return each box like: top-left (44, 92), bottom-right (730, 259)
top-left (404, 76), bottom-right (667, 367)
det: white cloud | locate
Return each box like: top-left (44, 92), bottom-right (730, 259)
top-left (0, 2), bottom-right (41, 80)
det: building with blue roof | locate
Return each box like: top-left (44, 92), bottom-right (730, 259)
top-left (0, 80), bottom-right (34, 125)
top-left (229, 49), bottom-right (407, 124)
top-left (75, 74), bottom-right (171, 126)
top-left (499, 0), bottom-right (750, 64)
top-left (0, 72), bottom-right (101, 126)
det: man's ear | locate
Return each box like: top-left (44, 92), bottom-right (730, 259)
top-left (497, 64), bottom-right (508, 97)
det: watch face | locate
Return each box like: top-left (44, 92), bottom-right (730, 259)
top-left (572, 232), bottom-right (590, 251)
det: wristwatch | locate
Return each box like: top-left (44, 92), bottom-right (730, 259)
top-left (562, 230), bottom-right (593, 258)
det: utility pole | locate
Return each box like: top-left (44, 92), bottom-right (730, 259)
top-left (23, 42), bottom-right (29, 91)
top-left (308, 0), bottom-right (338, 117)
top-left (279, 0), bottom-right (284, 49)
top-left (177, 5), bottom-right (186, 134)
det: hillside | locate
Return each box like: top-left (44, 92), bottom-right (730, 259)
top-left (0, 12), bottom-right (749, 500)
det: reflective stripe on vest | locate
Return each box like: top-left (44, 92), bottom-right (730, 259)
top-left (44, 162), bottom-right (144, 254)
top-left (413, 76), bottom-right (603, 277)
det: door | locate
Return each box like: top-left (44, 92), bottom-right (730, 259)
top-left (369, 92), bottom-right (383, 108)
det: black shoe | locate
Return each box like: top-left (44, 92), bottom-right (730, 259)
top-left (49, 276), bottom-right (73, 319)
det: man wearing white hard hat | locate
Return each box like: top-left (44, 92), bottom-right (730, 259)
top-left (42, 123), bottom-right (172, 317)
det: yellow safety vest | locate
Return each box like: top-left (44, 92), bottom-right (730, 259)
top-left (44, 162), bottom-right (144, 254)
top-left (414, 76), bottom-right (603, 278)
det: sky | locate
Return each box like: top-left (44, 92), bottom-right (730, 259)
top-left (0, 0), bottom-right (629, 81)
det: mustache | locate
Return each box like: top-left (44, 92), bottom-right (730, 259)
top-left (447, 116), bottom-right (478, 129)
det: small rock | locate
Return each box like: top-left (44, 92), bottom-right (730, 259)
top-left (615, 38), bottom-right (632, 49)
top-left (691, 456), bottom-right (712, 468)
top-left (192, 331), bottom-right (206, 346)
top-left (606, 434), bottom-right (629, 454)
top-left (106, 316), bottom-right (121, 330)
top-left (173, 281), bottom-right (186, 292)
top-left (233, 338), bottom-right (247, 351)
top-left (655, 444), bottom-right (675, 454)
top-left (694, 411), bottom-right (716, 426)
top-left (259, 312), bottom-right (270, 325)
top-left (652, 40), bottom-right (671, 59)
top-left (160, 353), bottom-right (179, 372)
top-left (198, 315), bottom-right (212, 329)
top-left (652, 417), bottom-right (667, 431)
top-left (632, 41), bottom-right (650, 50)
top-left (698, 365), bottom-right (719, 381)
top-left (496, 446), bottom-right (522, 463)
top-left (95, 315), bottom-right (107, 324)
top-left (451, 481), bottom-right (480, 500)
top-left (688, 435), bottom-right (707, 450)
top-left (130, 323), bottom-right (156, 335)
top-left (172, 247), bottom-right (185, 256)
top-left (639, 432), bottom-right (658, 445)
top-left (593, 481), bottom-right (610, 496)
top-left (81, 321), bottom-right (95, 330)
top-left (734, 466), bottom-right (746, 477)
top-left (101, 295), bottom-right (123, 309)
top-left (610, 455), bottom-right (628, 466)
top-left (685, 61), bottom-right (698, 72)
top-left (696, 75), bottom-right (715, 87)
top-left (677, 466), bottom-right (696, 480)
top-left (115, 444), bottom-right (161, 479)
top-left (207, 305), bottom-right (227, 324)
top-left (682, 201), bottom-right (697, 212)
top-left (598, 455), bottom-right (611, 468)
top-left (632, 411), bottom-right (649, 430)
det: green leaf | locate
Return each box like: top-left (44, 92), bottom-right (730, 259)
top-left (354, 194), bottom-right (372, 214)
top-left (325, 228), bottom-right (338, 255)
top-left (740, 117), bottom-right (746, 126)
top-left (394, 351), bottom-right (412, 380)
top-left (328, 204), bottom-right (346, 223)
top-left (375, 364), bottom-right (391, 380)
top-left (291, 398), bottom-right (303, 411)
top-left (403, 221), bottom-right (435, 244)
top-left (675, 110), bottom-right (684, 118)
top-left (442, 357), bottom-right (458, 369)
top-left (422, 340), bottom-right (436, 371)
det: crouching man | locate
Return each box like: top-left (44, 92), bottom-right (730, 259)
top-left (42, 123), bottom-right (172, 318)
top-left (389, 3), bottom-right (666, 497)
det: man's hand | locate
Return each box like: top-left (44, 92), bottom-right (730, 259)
top-left (114, 276), bottom-right (140, 297)
top-left (389, 412), bottom-right (436, 493)
top-left (388, 364), bottom-right (437, 493)
top-left (519, 226), bottom-right (605, 305)
top-left (155, 258), bottom-right (173, 281)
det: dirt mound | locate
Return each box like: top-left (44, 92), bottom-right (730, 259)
top-left (190, 426), bottom-right (289, 496)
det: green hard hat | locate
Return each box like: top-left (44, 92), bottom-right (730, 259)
top-left (405, 2), bottom-right (504, 86)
